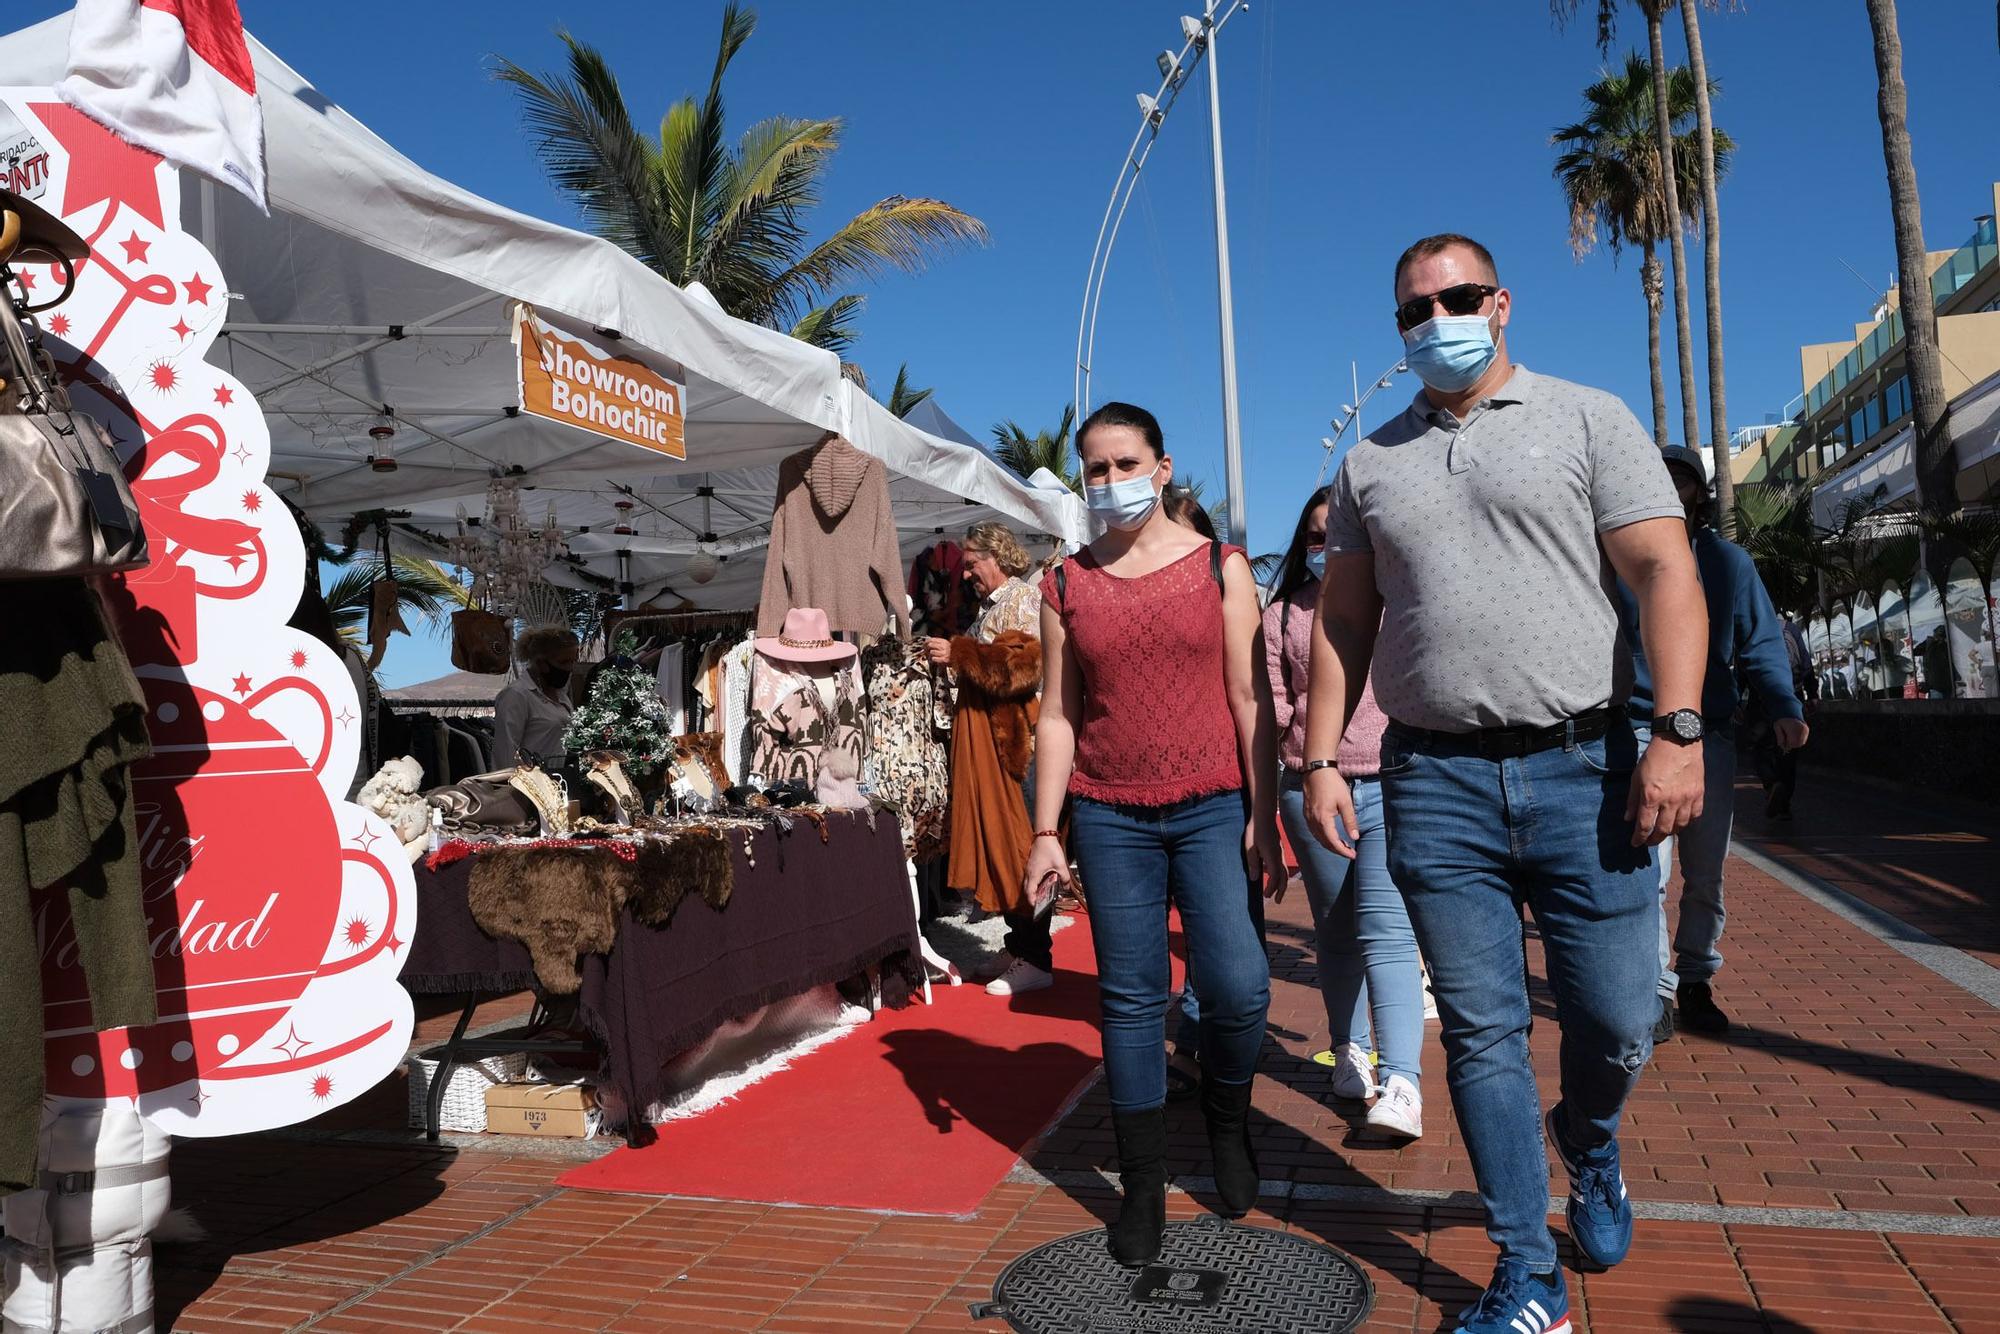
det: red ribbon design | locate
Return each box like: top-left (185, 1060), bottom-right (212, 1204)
top-left (121, 411), bottom-right (267, 599)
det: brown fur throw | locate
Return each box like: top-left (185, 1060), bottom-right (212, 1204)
top-left (626, 831), bottom-right (735, 928)
top-left (467, 833), bottom-right (738, 992)
top-left (467, 847), bottom-right (629, 994)
top-left (950, 631), bottom-right (1041, 781)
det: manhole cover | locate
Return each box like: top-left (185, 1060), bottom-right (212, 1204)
top-left (977, 1218), bottom-right (1373, 1333)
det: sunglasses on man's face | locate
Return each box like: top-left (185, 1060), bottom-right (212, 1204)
top-left (1395, 282), bottom-right (1498, 332)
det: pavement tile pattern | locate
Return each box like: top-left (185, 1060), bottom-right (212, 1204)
top-left (141, 772), bottom-right (2000, 1331)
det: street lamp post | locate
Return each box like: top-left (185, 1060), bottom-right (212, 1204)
top-left (1200, 2), bottom-right (1247, 549)
top-left (1074, 3), bottom-right (1251, 540)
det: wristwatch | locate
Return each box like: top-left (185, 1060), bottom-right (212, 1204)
top-left (1652, 709), bottom-right (1704, 744)
top-left (1303, 759), bottom-right (1340, 774)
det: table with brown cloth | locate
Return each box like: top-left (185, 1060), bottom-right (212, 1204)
top-left (401, 810), bottom-right (917, 1146)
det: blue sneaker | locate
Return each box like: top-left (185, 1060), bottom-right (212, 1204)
top-left (1546, 1102), bottom-right (1633, 1270)
top-left (1454, 1260), bottom-right (1571, 1334)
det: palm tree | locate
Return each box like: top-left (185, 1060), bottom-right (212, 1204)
top-left (1554, 1), bottom-right (1701, 456)
top-left (496, 6), bottom-right (987, 362)
top-left (324, 555), bottom-right (474, 650)
top-left (1679, 0), bottom-right (1735, 533)
top-left (882, 363), bottom-right (933, 419)
top-left (1863, 0), bottom-right (1960, 577)
top-left (992, 406), bottom-right (1079, 495)
top-left (1732, 481), bottom-right (1825, 617)
top-left (1553, 55), bottom-right (1728, 448)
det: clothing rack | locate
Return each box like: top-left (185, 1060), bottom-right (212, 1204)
top-left (600, 607), bottom-right (757, 654)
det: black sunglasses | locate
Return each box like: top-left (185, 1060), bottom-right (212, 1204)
top-left (1395, 282), bottom-right (1498, 331)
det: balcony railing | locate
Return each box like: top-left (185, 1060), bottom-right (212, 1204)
top-left (1802, 216), bottom-right (1998, 420)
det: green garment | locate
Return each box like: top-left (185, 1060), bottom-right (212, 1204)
top-left (0, 579), bottom-right (156, 1196)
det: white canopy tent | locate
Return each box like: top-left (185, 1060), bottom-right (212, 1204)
top-left (1, 15), bottom-right (1089, 613)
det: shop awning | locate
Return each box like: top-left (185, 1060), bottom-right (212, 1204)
top-left (0, 15), bottom-right (1089, 610)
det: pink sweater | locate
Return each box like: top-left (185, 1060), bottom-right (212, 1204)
top-left (1263, 582), bottom-right (1389, 778)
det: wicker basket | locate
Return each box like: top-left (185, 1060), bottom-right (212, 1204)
top-left (406, 1051), bottom-right (530, 1133)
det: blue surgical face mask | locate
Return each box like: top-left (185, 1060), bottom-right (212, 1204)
top-left (1085, 465), bottom-right (1163, 531)
top-left (1401, 312), bottom-right (1498, 393)
top-left (1304, 547), bottom-right (1326, 580)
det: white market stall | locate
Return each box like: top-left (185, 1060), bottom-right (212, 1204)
top-left (1, 14), bottom-right (1088, 619)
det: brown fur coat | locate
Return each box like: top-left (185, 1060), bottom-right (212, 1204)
top-left (947, 630), bottom-right (1041, 781)
top-left (946, 630), bottom-right (1041, 915)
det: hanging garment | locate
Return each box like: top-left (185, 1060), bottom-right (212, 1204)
top-left (746, 654), bottom-right (867, 789)
top-left (0, 579), bottom-right (157, 1196)
top-left (756, 435), bottom-right (910, 639)
top-left (720, 637), bottom-right (756, 784)
top-left (861, 637), bottom-right (951, 862)
top-left (653, 638), bottom-right (688, 735)
top-left (908, 542), bottom-right (974, 638)
top-left (945, 630), bottom-right (1042, 917)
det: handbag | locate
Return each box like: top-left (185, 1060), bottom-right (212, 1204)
top-left (425, 770), bottom-right (541, 838)
top-left (451, 607), bottom-right (512, 674)
top-left (0, 268), bottom-right (149, 579)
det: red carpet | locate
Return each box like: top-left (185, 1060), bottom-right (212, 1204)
top-left (556, 917), bottom-right (1104, 1215)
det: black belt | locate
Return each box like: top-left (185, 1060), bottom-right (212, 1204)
top-left (1390, 706), bottom-right (1614, 761)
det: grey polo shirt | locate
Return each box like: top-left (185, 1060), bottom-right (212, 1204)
top-left (1324, 365), bottom-right (1683, 732)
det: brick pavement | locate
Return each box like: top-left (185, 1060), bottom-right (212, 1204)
top-left (130, 771), bottom-right (2000, 1331)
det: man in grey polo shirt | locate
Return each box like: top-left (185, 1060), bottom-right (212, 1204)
top-left (1302, 234), bottom-right (1709, 1334)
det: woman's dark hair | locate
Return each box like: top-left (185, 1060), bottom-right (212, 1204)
top-left (1271, 488), bottom-right (1331, 606)
top-left (1162, 487), bottom-right (1217, 541)
top-left (1076, 401), bottom-right (1164, 458)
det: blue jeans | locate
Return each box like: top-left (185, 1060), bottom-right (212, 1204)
top-left (1632, 722), bottom-right (1733, 996)
top-left (1172, 883), bottom-right (1265, 1054)
top-left (1379, 719), bottom-right (1659, 1271)
top-left (1278, 773), bottom-right (1424, 1086)
top-left (1072, 790), bottom-right (1271, 1112)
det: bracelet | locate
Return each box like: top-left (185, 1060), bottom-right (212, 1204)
top-left (1302, 759), bottom-right (1340, 774)
top-left (1033, 829), bottom-right (1062, 841)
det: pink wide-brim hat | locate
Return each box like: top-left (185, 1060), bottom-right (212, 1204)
top-left (754, 607), bottom-right (857, 664)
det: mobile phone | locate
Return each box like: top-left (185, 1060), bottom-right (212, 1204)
top-left (1033, 870), bottom-right (1063, 921)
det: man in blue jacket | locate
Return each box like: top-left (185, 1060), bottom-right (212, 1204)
top-left (1622, 447), bottom-right (1808, 1038)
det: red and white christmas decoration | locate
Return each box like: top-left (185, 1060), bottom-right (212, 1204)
top-left (56, 0), bottom-right (266, 212)
top-left (9, 89), bottom-right (414, 1136)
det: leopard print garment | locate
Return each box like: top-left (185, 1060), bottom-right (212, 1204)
top-left (861, 637), bottom-right (951, 862)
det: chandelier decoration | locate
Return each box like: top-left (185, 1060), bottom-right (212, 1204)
top-left (448, 476), bottom-right (565, 619)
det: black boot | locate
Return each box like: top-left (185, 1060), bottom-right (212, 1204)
top-left (1199, 1075), bottom-right (1260, 1218)
top-left (1108, 1108), bottom-right (1168, 1267)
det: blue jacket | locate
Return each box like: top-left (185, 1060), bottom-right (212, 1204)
top-left (1620, 527), bottom-right (1804, 726)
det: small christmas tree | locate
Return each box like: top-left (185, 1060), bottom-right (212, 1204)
top-left (563, 631), bottom-right (674, 775)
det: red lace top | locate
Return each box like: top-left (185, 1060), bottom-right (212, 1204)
top-left (1040, 543), bottom-right (1246, 806)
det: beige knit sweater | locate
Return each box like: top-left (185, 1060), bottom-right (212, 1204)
top-left (757, 435), bottom-right (911, 639)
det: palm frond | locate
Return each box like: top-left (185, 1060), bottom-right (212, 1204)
top-left (766, 196), bottom-right (990, 324)
top-left (884, 363), bottom-right (933, 418)
top-left (494, 32), bottom-right (672, 270)
top-left (991, 409), bottom-right (1080, 494)
top-left (788, 294), bottom-right (867, 358)
top-left (324, 556), bottom-right (473, 640)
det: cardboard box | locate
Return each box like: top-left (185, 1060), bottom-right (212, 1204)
top-left (484, 1080), bottom-right (599, 1138)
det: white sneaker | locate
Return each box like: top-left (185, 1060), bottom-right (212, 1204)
top-left (1365, 1074), bottom-right (1423, 1139)
top-left (1421, 965), bottom-right (1440, 1021)
top-left (985, 957), bottom-right (1054, 996)
top-left (1329, 1041), bottom-right (1375, 1101)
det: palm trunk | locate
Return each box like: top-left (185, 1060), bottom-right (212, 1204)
top-left (1647, 3), bottom-right (1701, 453)
top-left (1682, 0), bottom-right (1734, 534)
top-left (1866, 0), bottom-right (1961, 598)
top-left (1643, 243), bottom-right (1668, 447)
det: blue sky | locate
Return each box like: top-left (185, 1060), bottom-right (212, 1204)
top-left (22, 1), bottom-right (1996, 686)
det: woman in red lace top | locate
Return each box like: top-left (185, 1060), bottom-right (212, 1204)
top-left (1024, 402), bottom-right (1283, 1268)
